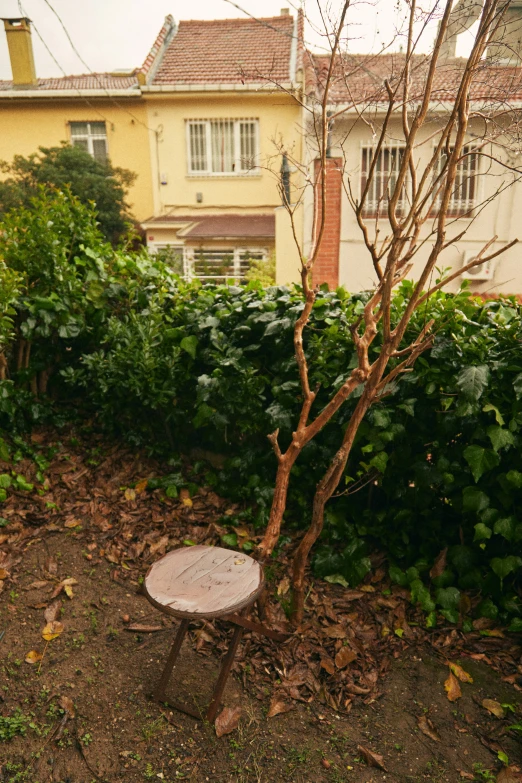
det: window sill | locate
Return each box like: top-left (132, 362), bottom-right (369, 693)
top-left (186, 173), bottom-right (262, 179)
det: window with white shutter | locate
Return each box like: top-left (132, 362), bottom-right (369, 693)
top-left (70, 122), bottom-right (108, 164)
top-left (187, 119), bottom-right (259, 175)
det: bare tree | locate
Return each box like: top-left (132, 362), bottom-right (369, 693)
top-left (253, 0), bottom-right (521, 623)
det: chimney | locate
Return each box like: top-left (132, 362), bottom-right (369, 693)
top-left (487, 0), bottom-right (522, 65)
top-left (312, 158), bottom-right (343, 289)
top-left (280, 8), bottom-right (290, 15)
top-left (2, 18), bottom-right (37, 87)
top-left (439, 0), bottom-right (483, 59)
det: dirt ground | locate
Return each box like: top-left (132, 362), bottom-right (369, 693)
top-left (1, 532), bottom-right (521, 783)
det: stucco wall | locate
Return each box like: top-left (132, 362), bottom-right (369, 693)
top-left (145, 92), bottom-right (302, 217)
top-left (327, 116), bottom-right (521, 294)
top-left (0, 100), bottom-right (154, 221)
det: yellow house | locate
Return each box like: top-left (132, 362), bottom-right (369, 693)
top-left (139, 12), bottom-right (305, 282)
top-left (0, 17), bottom-right (154, 221)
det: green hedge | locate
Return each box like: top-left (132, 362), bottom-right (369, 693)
top-left (0, 190), bottom-right (521, 628)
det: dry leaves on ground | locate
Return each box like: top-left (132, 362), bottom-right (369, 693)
top-left (357, 745), bottom-right (387, 771)
top-left (215, 706), bottom-right (242, 737)
top-left (417, 714), bottom-right (441, 742)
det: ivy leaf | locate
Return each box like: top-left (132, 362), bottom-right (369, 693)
top-left (264, 318), bottom-right (292, 337)
top-left (474, 523), bottom-right (492, 542)
top-left (180, 335), bottom-right (198, 360)
top-left (494, 516), bottom-right (516, 542)
top-left (435, 586), bottom-right (461, 611)
top-left (491, 556), bottom-right (522, 583)
top-left (513, 373), bottom-right (522, 400)
top-left (506, 470), bottom-right (522, 488)
top-left (482, 403), bottom-right (504, 426)
top-left (463, 445), bottom-right (499, 483)
top-left (221, 533), bottom-right (238, 548)
top-left (0, 474), bottom-right (12, 489)
top-left (487, 426), bottom-right (515, 452)
top-left (369, 452), bottom-right (388, 473)
top-left (456, 365), bottom-right (489, 401)
top-left (462, 486), bottom-right (489, 513)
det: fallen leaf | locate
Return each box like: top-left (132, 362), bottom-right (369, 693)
top-left (481, 629), bottom-right (505, 638)
top-left (0, 568), bottom-right (10, 580)
top-left (26, 580), bottom-right (49, 590)
top-left (25, 650), bottom-right (43, 664)
top-left (215, 705), bottom-right (241, 737)
top-left (497, 767), bottom-right (522, 782)
top-left (321, 759), bottom-right (331, 769)
top-left (135, 478), bottom-right (148, 494)
top-left (44, 555), bottom-right (58, 576)
top-left (59, 695), bottom-right (75, 718)
top-left (459, 771), bottom-right (475, 780)
top-left (267, 698), bottom-right (293, 718)
top-left (44, 599), bottom-right (62, 623)
top-left (357, 745), bottom-right (387, 771)
top-left (277, 577), bottom-right (290, 597)
top-left (444, 671), bottom-right (462, 702)
top-left (450, 662), bottom-right (473, 683)
top-left (42, 621), bottom-right (64, 641)
top-left (325, 624), bottom-right (347, 639)
top-left (149, 535), bottom-right (169, 557)
top-left (430, 547), bottom-right (448, 579)
top-left (124, 488), bottom-right (136, 502)
top-left (320, 657), bottom-right (335, 675)
top-left (124, 624), bottom-right (163, 633)
top-left (64, 519), bottom-right (81, 529)
top-left (179, 489), bottom-right (193, 508)
top-left (359, 584), bottom-right (375, 593)
top-left (417, 714), bottom-right (441, 742)
top-left (335, 647), bottom-right (357, 669)
top-left (482, 699), bottom-right (505, 719)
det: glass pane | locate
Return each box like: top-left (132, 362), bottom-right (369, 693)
top-left (90, 122), bottom-right (106, 135)
top-left (92, 139), bottom-right (108, 164)
top-left (189, 123), bottom-right (207, 172)
top-left (211, 120), bottom-right (234, 173)
top-left (70, 122), bottom-right (88, 137)
top-left (72, 138), bottom-right (89, 153)
top-left (239, 122), bottom-right (257, 171)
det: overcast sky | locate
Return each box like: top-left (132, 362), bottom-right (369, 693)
top-left (0, 0), bottom-right (474, 81)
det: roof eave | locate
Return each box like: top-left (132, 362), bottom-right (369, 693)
top-left (142, 82), bottom-right (296, 93)
top-left (326, 99), bottom-right (522, 114)
top-left (0, 88), bottom-right (140, 99)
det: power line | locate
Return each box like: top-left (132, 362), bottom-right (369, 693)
top-left (39, 0), bottom-right (159, 134)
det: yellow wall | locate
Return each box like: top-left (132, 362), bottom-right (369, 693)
top-left (145, 92), bottom-right (302, 217)
top-left (0, 99), bottom-right (154, 220)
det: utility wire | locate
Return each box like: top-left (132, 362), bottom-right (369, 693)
top-left (39, 0), bottom-right (158, 133)
top-left (17, 0), bottom-right (109, 122)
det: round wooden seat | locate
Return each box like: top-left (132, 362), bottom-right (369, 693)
top-left (144, 545), bottom-right (264, 619)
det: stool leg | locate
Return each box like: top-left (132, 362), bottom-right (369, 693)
top-left (154, 619), bottom-right (189, 703)
top-left (205, 623), bottom-right (244, 724)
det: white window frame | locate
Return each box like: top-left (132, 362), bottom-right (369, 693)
top-left (186, 119), bottom-right (260, 177)
top-left (185, 246), bottom-right (268, 282)
top-left (359, 141), bottom-right (409, 218)
top-left (70, 122), bottom-right (108, 163)
top-left (432, 144), bottom-right (479, 218)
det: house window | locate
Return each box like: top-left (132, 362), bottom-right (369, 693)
top-left (70, 122), bottom-right (108, 164)
top-left (186, 248), bottom-right (267, 282)
top-left (187, 119), bottom-right (259, 175)
top-left (360, 144), bottom-right (408, 218)
top-left (434, 146), bottom-right (479, 217)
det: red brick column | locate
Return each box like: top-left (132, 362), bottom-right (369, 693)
top-left (312, 157), bottom-right (342, 289)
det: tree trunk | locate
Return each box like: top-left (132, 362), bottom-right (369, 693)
top-left (291, 388), bottom-right (376, 623)
top-left (257, 451), bottom-right (296, 560)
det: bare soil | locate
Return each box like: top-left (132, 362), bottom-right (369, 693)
top-left (0, 532), bottom-right (520, 782)
top-left (0, 431), bottom-right (521, 782)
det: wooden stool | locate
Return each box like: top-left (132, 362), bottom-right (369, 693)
top-left (144, 545), bottom-right (285, 722)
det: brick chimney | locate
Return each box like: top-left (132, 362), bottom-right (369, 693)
top-left (2, 18), bottom-right (37, 87)
top-left (312, 157), bottom-right (342, 289)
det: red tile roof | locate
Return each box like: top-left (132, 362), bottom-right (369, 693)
top-left (145, 214), bottom-right (275, 239)
top-left (307, 51), bottom-right (522, 105)
top-left (139, 15), bottom-right (175, 78)
top-left (151, 15), bottom-right (296, 85)
top-left (0, 73), bottom-right (139, 91)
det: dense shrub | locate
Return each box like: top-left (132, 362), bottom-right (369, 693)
top-left (0, 190), bottom-right (521, 627)
top-left (59, 278), bottom-right (522, 628)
